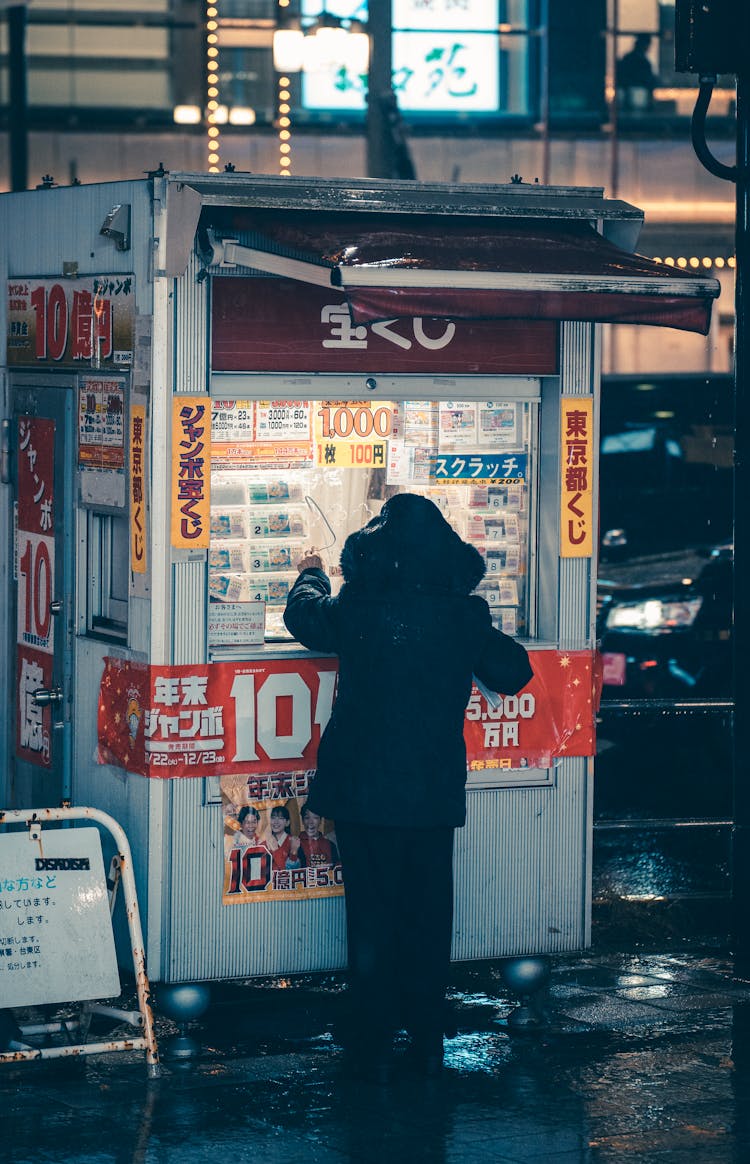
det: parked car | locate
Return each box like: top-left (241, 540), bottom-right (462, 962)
top-left (596, 374), bottom-right (732, 700)
top-left (598, 374), bottom-right (733, 565)
top-left (598, 544), bottom-right (732, 699)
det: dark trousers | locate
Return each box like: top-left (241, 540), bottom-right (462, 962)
top-left (335, 822), bottom-right (455, 1052)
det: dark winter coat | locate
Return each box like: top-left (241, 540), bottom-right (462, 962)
top-left (283, 493), bottom-right (533, 829)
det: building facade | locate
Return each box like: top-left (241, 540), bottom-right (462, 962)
top-left (0, 0), bottom-right (737, 375)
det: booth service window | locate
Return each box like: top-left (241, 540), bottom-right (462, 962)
top-left (209, 398), bottom-right (534, 649)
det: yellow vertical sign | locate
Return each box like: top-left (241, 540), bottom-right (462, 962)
top-left (171, 395), bottom-right (211, 549)
top-left (129, 403), bottom-right (147, 574)
top-left (560, 396), bottom-right (594, 558)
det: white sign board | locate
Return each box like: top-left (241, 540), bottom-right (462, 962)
top-left (301, 0), bottom-right (500, 114)
top-left (208, 600), bottom-right (266, 647)
top-left (0, 826), bottom-right (120, 1007)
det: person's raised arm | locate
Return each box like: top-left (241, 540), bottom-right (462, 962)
top-left (283, 549), bottom-right (341, 653)
top-left (471, 597), bottom-right (533, 696)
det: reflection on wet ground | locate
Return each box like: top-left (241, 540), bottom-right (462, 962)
top-left (593, 698), bottom-right (733, 950)
top-left (4, 678), bottom-right (742, 1161)
top-left (593, 828), bottom-right (729, 900)
top-left (4, 953), bottom-right (750, 1164)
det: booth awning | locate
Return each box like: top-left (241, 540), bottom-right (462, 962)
top-left (205, 212), bottom-right (720, 336)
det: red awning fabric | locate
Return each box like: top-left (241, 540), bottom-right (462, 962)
top-left (212, 212), bottom-right (720, 335)
top-left (344, 287), bottom-right (712, 333)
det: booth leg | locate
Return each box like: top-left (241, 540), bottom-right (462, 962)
top-left (155, 983), bottom-right (211, 1061)
top-left (500, 956), bottom-right (552, 1030)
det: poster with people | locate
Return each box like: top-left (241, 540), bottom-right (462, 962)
top-left (220, 771), bottom-right (343, 904)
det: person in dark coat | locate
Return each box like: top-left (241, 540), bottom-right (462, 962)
top-left (283, 492), bottom-right (533, 1080)
top-left (616, 33), bottom-right (658, 111)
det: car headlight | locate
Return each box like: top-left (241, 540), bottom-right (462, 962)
top-left (605, 596), bottom-right (703, 631)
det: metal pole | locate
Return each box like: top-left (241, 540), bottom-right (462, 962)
top-left (733, 63), bottom-right (750, 978)
top-left (538, 0), bottom-right (551, 185)
top-left (8, 4), bottom-right (28, 193)
top-left (609, 0), bottom-right (620, 197)
top-left (365, 0), bottom-right (393, 178)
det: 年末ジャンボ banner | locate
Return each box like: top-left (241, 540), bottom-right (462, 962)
top-left (97, 651), bottom-right (599, 780)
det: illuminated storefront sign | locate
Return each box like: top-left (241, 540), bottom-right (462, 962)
top-left (300, 0), bottom-right (500, 115)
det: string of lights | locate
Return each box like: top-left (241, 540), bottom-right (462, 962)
top-left (278, 76), bottom-right (292, 177)
top-left (206, 1), bottom-right (221, 173)
top-left (651, 255), bottom-right (736, 269)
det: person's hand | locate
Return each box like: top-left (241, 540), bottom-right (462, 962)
top-left (297, 548), bottom-right (324, 572)
top-left (289, 835), bottom-right (301, 855)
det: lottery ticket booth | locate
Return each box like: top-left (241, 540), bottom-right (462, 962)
top-left (0, 173), bottom-right (718, 986)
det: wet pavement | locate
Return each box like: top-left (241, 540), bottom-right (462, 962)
top-left (4, 948), bottom-right (750, 1163)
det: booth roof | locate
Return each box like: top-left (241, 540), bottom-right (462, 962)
top-left (205, 211), bottom-right (721, 336)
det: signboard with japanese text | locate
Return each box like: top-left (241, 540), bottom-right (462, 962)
top-left (313, 400), bottom-right (395, 470)
top-left (16, 416), bottom-right (55, 767)
top-left (211, 400), bottom-right (314, 470)
top-left (15, 646), bottom-right (53, 769)
top-left (78, 376), bottom-right (126, 469)
top-left (7, 276), bottom-right (135, 369)
top-left (97, 655), bottom-right (339, 779)
top-left (208, 601), bottom-right (265, 647)
top-left (171, 396), bottom-right (210, 549)
top-left (432, 452), bottom-right (528, 485)
top-left (463, 651), bottom-right (600, 773)
top-left (300, 0), bottom-right (500, 116)
top-left (220, 776), bottom-right (343, 905)
top-left (560, 397), bottom-right (594, 557)
top-left (211, 278), bottom-right (558, 376)
top-left (129, 404), bottom-right (147, 574)
top-left (0, 827), bottom-right (120, 1007)
top-left (97, 651), bottom-right (598, 781)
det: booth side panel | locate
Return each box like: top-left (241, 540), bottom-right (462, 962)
top-left (173, 559), bottom-right (206, 664)
top-left (173, 246), bottom-right (209, 397)
top-left (453, 761), bottom-right (589, 959)
top-left (0, 181), bottom-right (152, 284)
top-left (559, 321), bottom-right (599, 951)
top-left (160, 770), bottom-right (588, 980)
top-left (0, 181), bottom-right (153, 811)
top-left (74, 636), bottom-right (155, 954)
top-left (59, 181), bottom-right (158, 961)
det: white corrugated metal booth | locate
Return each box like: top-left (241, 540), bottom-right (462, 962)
top-left (0, 173), bottom-right (718, 984)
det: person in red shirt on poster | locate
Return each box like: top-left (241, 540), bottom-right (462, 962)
top-left (227, 804), bottom-right (272, 896)
top-left (266, 804), bottom-right (305, 871)
top-left (298, 803), bottom-right (339, 868)
top-left (284, 492), bottom-right (532, 1084)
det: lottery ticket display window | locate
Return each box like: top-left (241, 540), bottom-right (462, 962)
top-left (207, 394), bottom-right (538, 652)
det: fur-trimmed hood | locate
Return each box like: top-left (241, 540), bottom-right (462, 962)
top-left (339, 492), bottom-right (485, 594)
